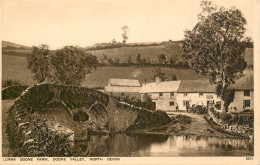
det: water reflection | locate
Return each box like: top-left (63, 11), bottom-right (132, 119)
top-left (74, 133), bottom-right (253, 157)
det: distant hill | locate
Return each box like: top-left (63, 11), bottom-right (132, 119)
top-left (2, 41), bottom-right (31, 50)
top-left (2, 40), bottom-right (254, 66)
top-left (2, 41), bottom-right (32, 57)
top-left (88, 41), bottom-right (183, 64)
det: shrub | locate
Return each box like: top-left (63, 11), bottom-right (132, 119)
top-left (73, 110), bottom-right (89, 121)
top-left (171, 115), bottom-right (192, 124)
top-left (2, 85), bottom-right (29, 100)
top-left (219, 112), bottom-right (232, 124)
top-left (2, 80), bottom-right (22, 88)
top-left (240, 109), bottom-right (254, 114)
top-left (73, 113), bottom-right (79, 121)
top-left (189, 105), bottom-right (208, 114)
top-left (209, 107), bottom-right (220, 119)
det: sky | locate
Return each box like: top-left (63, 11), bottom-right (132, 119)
top-left (2, 0), bottom-right (255, 49)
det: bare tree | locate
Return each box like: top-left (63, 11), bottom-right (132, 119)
top-left (121, 26), bottom-right (129, 45)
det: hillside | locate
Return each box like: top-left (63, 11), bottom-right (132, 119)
top-left (2, 41), bottom-right (253, 65)
top-left (1, 54), bottom-right (209, 87)
top-left (88, 42), bottom-right (182, 64)
top-left (2, 41), bottom-right (31, 50)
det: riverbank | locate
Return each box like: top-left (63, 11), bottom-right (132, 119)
top-left (126, 112), bottom-right (248, 139)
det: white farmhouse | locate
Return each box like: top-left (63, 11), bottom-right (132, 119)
top-left (229, 73), bottom-right (254, 112)
top-left (105, 79), bottom-right (141, 93)
top-left (176, 80), bottom-right (221, 111)
top-left (140, 77), bottom-right (181, 111)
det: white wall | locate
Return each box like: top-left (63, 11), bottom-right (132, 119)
top-left (105, 86), bottom-right (141, 93)
top-left (141, 92), bottom-right (177, 111)
top-left (176, 93), bottom-right (221, 110)
top-left (229, 90), bottom-right (254, 112)
top-left (140, 90), bottom-right (254, 112)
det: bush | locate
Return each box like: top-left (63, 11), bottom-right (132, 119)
top-left (2, 80), bottom-right (22, 88)
top-left (209, 107), bottom-right (220, 119)
top-left (217, 111), bottom-right (253, 127)
top-left (2, 85), bottom-right (29, 100)
top-left (240, 109), bottom-right (254, 114)
top-left (73, 110), bottom-right (89, 121)
top-left (171, 115), bottom-right (192, 124)
top-left (189, 105), bottom-right (208, 114)
top-left (219, 112), bottom-right (232, 124)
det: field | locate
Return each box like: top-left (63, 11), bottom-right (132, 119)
top-left (82, 66), bottom-right (208, 88)
top-left (2, 55), bottom-right (35, 85)
top-left (2, 54), bottom-right (208, 88)
top-left (88, 43), bottom-right (182, 63)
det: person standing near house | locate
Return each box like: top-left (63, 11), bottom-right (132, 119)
top-left (176, 104), bottom-right (179, 112)
top-left (186, 104), bottom-right (189, 113)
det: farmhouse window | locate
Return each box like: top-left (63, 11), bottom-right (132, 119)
top-left (184, 93), bottom-right (188, 96)
top-left (159, 92), bottom-right (163, 98)
top-left (170, 92), bottom-right (174, 97)
top-left (244, 90), bottom-right (250, 96)
top-left (199, 92), bottom-right (203, 97)
top-left (169, 101), bottom-right (174, 106)
top-left (243, 100), bottom-right (250, 107)
top-left (183, 101), bottom-right (190, 106)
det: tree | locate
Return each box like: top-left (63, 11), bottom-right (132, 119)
top-left (114, 58), bottom-right (120, 64)
top-left (157, 54), bottom-right (167, 64)
top-left (121, 26), bottom-right (129, 45)
top-left (151, 68), bottom-right (167, 81)
top-left (182, 1), bottom-right (247, 112)
top-left (111, 38), bottom-right (117, 45)
top-left (142, 94), bottom-right (155, 110)
top-left (136, 53), bottom-right (142, 64)
top-left (102, 54), bottom-right (108, 63)
top-left (27, 44), bottom-right (50, 83)
top-left (169, 57), bottom-right (175, 65)
top-left (127, 56), bottom-right (132, 64)
top-left (171, 74), bottom-right (177, 81)
top-left (50, 46), bottom-right (98, 85)
top-left (142, 58), bottom-right (146, 64)
top-left (107, 58), bottom-right (114, 64)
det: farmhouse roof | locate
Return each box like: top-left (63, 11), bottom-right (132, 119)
top-left (230, 73), bottom-right (254, 90)
top-left (108, 79), bottom-right (141, 87)
top-left (177, 80), bottom-right (217, 93)
top-left (140, 81), bottom-right (181, 93)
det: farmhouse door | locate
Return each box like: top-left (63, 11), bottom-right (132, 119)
top-left (207, 101), bottom-right (214, 108)
top-left (152, 102), bottom-right (156, 110)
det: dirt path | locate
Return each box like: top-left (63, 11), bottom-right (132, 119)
top-left (2, 99), bottom-right (15, 157)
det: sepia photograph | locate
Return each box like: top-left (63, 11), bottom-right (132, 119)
top-left (1, 0), bottom-right (259, 164)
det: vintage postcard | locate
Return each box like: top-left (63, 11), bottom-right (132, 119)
top-left (1, 0), bottom-right (259, 164)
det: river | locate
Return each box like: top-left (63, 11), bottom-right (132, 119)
top-left (74, 133), bottom-right (253, 157)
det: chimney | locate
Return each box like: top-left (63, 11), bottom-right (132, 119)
top-left (155, 77), bottom-right (161, 84)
